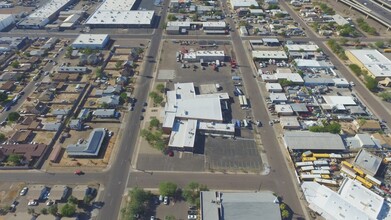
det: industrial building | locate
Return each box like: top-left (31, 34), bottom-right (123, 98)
top-left (72, 34), bottom-right (110, 49)
top-left (200, 191), bottom-right (281, 220)
top-left (252, 50), bottom-right (288, 60)
top-left (163, 83), bottom-right (232, 152)
top-left (302, 178), bottom-right (390, 220)
top-left (183, 50), bottom-right (225, 62)
top-left (346, 49), bottom-right (391, 80)
top-left (85, 0), bottom-right (155, 27)
top-left (294, 59), bottom-right (334, 69)
top-left (283, 131), bottom-right (346, 151)
top-left (166, 21), bottom-right (227, 34)
top-left (285, 44), bottom-right (319, 52)
top-left (353, 149), bottom-right (382, 176)
top-left (230, 0), bottom-right (259, 9)
top-left (0, 14), bottom-right (14, 31)
top-left (66, 128), bottom-right (106, 157)
top-left (17, 0), bottom-right (74, 29)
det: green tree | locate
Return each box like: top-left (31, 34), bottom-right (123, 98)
top-left (0, 92), bottom-right (7, 102)
top-left (67, 196), bottom-right (78, 205)
top-left (156, 84), bottom-right (165, 93)
top-left (48, 204), bottom-right (58, 215)
top-left (365, 76), bottom-right (378, 92)
top-left (0, 133), bottom-right (6, 142)
top-left (165, 215), bottom-right (176, 220)
top-left (121, 187), bottom-right (152, 219)
top-left (278, 79), bottom-right (293, 87)
top-left (379, 92), bottom-right (391, 102)
top-left (6, 154), bottom-right (22, 165)
top-left (150, 118), bottom-right (160, 129)
top-left (115, 61), bottom-right (122, 70)
top-left (281, 209), bottom-right (290, 219)
top-left (349, 64), bottom-right (363, 76)
top-left (41, 208), bottom-right (48, 215)
top-left (27, 208), bottom-right (35, 215)
top-left (11, 61), bottom-right (20, 68)
top-left (167, 14), bottom-right (177, 21)
top-left (61, 203), bottom-right (76, 217)
top-left (375, 41), bottom-right (385, 48)
top-left (100, 102), bottom-right (109, 108)
top-left (96, 68), bottom-right (103, 78)
top-left (182, 182), bottom-right (208, 207)
top-left (119, 92), bottom-right (128, 104)
top-left (159, 182), bottom-right (178, 197)
top-left (249, 4), bottom-right (257, 9)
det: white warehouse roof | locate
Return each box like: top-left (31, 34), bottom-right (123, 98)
top-left (323, 96), bottom-right (356, 106)
top-left (302, 181), bottom-right (384, 220)
top-left (28, 0), bottom-right (71, 19)
top-left (252, 51), bottom-right (288, 59)
top-left (286, 44), bottom-right (319, 52)
top-left (230, 0), bottom-right (258, 8)
top-left (347, 49), bottom-right (391, 78)
top-left (72, 34), bottom-right (109, 48)
top-left (283, 131), bottom-right (346, 150)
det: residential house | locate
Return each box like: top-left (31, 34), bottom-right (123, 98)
top-left (27, 102), bottom-right (49, 115)
top-left (69, 119), bottom-right (83, 130)
top-left (98, 95), bottom-right (120, 107)
top-left (0, 81), bottom-right (15, 92)
top-left (92, 109), bottom-right (117, 118)
top-left (9, 130), bottom-right (33, 144)
top-left (38, 90), bottom-right (55, 102)
top-left (0, 144), bottom-right (47, 163)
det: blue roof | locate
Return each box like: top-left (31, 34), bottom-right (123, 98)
top-left (66, 128), bottom-right (106, 157)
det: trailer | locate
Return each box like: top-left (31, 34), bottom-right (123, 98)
top-left (341, 161), bottom-right (354, 168)
top-left (311, 170), bottom-right (330, 175)
top-left (301, 166), bottom-right (315, 172)
top-left (295, 161), bottom-right (313, 167)
top-left (302, 151), bottom-right (313, 157)
top-left (313, 153), bottom-right (330, 158)
top-left (300, 174), bottom-right (322, 180)
top-left (353, 167), bottom-right (365, 177)
top-left (341, 166), bottom-right (356, 178)
top-left (365, 175), bottom-right (382, 186)
top-left (320, 166), bottom-right (331, 170)
top-left (302, 157), bottom-right (317, 162)
top-left (315, 178), bottom-right (339, 186)
top-left (356, 176), bottom-right (373, 188)
top-left (313, 160), bottom-right (329, 166)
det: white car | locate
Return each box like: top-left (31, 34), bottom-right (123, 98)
top-left (163, 196), bottom-right (169, 205)
top-left (350, 81), bottom-right (355, 86)
top-left (28, 200), bottom-right (38, 206)
top-left (20, 187), bottom-right (28, 196)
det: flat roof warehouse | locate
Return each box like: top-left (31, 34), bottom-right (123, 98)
top-left (85, 0), bottom-right (155, 27)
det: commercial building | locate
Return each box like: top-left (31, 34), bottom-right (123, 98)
top-left (0, 14), bottom-right (14, 31)
top-left (322, 95), bottom-right (356, 110)
top-left (283, 131), bottom-right (346, 151)
top-left (230, 0), bottom-right (259, 9)
top-left (200, 191), bottom-right (281, 220)
top-left (17, 0), bottom-right (74, 29)
top-left (295, 59), bottom-right (334, 69)
top-left (85, 0), bottom-right (155, 27)
top-left (66, 128), bottom-right (106, 157)
top-left (346, 49), bottom-right (391, 80)
top-left (163, 83), bottom-right (231, 152)
top-left (252, 50), bottom-right (288, 60)
top-left (72, 34), bottom-right (109, 49)
top-left (286, 44), bottom-right (319, 52)
top-left (302, 179), bottom-right (390, 220)
top-left (0, 37), bottom-right (28, 52)
top-left (353, 149), bottom-right (382, 176)
top-left (183, 50), bottom-right (225, 62)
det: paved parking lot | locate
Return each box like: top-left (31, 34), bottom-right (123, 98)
top-left (205, 137), bottom-right (263, 172)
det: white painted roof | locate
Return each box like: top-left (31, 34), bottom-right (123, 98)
top-left (168, 119), bottom-right (197, 148)
top-left (275, 73), bottom-right (304, 83)
top-left (275, 104), bottom-right (293, 113)
top-left (230, 0), bottom-right (258, 7)
top-left (286, 44), bottom-right (319, 52)
top-left (72, 34), bottom-right (109, 46)
top-left (269, 93), bottom-right (287, 102)
top-left (198, 122), bottom-right (235, 133)
top-left (29, 0), bottom-right (71, 19)
top-left (348, 49), bottom-right (391, 78)
top-left (252, 50), bottom-right (288, 59)
top-left (339, 178), bottom-right (384, 219)
top-left (266, 83), bottom-right (283, 91)
top-left (323, 96), bottom-right (356, 106)
top-left (86, 10), bottom-right (154, 25)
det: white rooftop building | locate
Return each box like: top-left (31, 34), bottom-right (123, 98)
top-left (347, 49), bottom-right (391, 80)
top-left (85, 0), bottom-right (155, 27)
top-left (72, 34), bottom-right (109, 49)
top-left (0, 14), bottom-right (15, 31)
top-left (17, 0), bottom-right (72, 28)
top-left (302, 178), bottom-right (389, 220)
top-left (252, 51), bottom-right (288, 60)
top-left (163, 83), bottom-right (232, 152)
top-left (183, 50), bottom-right (225, 62)
top-left (295, 59), bottom-right (334, 69)
top-left (286, 44), bottom-right (319, 52)
top-left (230, 0), bottom-right (259, 9)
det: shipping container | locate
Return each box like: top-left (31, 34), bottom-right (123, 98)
top-left (314, 160), bottom-right (329, 166)
top-left (341, 166), bottom-right (356, 178)
top-left (302, 151), bottom-right (313, 157)
top-left (315, 178), bottom-right (338, 186)
top-left (300, 174), bottom-right (322, 180)
top-left (302, 157), bottom-right (317, 162)
top-left (313, 153), bottom-right (330, 158)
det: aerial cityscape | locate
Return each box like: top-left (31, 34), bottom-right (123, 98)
top-left (0, 0), bottom-right (391, 219)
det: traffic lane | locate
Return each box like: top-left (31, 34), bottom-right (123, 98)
top-left (224, 5), bottom-right (305, 214)
top-left (0, 171), bottom-right (104, 184)
top-left (97, 0), bottom-right (171, 219)
top-left (359, 0), bottom-right (391, 21)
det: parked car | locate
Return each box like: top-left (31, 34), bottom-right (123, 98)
top-left (20, 187), bottom-right (28, 196)
top-left (74, 170), bottom-right (84, 175)
top-left (159, 195), bottom-right (163, 202)
top-left (163, 196), bottom-right (169, 205)
top-left (28, 200), bottom-right (38, 206)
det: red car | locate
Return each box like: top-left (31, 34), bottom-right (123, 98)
top-left (167, 150), bottom-right (174, 157)
top-left (74, 170), bottom-right (84, 175)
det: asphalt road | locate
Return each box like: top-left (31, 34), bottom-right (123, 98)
top-left (96, 1), bottom-right (170, 219)
top-left (280, 0), bottom-right (391, 124)
top-left (356, 0), bottom-right (391, 25)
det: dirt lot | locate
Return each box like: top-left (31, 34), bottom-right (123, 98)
top-left (33, 132), bottom-right (55, 145)
top-left (53, 93), bottom-right (79, 103)
top-left (0, 182), bottom-right (25, 206)
top-left (52, 122), bottom-right (121, 167)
